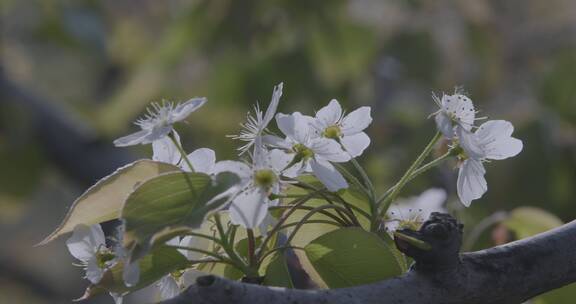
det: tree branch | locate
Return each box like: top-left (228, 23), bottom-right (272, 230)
top-left (160, 213), bottom-right (576, 304)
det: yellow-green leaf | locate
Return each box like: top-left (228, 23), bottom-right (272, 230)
top-left (40, 160), bottom-right (179, 245)
top-left (305, 227), bottom-right (401, 288)
top-left (504, 207), bottom-right (563, 239)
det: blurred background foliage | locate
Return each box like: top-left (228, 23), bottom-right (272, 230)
top-left (1, 0), bottom-right (575, 303)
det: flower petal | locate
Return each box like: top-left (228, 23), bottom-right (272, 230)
top-left (213, 160), bottom-right (252, 180)
top-left (66, 224), bottom-right (105, 262)
top-left (310, 159), bottom-right (348, 192)
top-left (153, 131), bottom-right (181, 165)
top-left (179, 235), bottom-right (209, 261)
top-left (123, 262), bottom-right (140, 287)
top-left (113, 129), bottom-right (152, 147)
top-left (263, 83), bottom-right (283, 127)
top-left (310, 138), bottom-right (350, 163)
top-left (185, 148), bottom-right (216, 173)
top-left (276, 112), bottom-right (314, 143)
top-left (340, 106), bottom-right (372, 135)
top-left (457, 126), bottom-right (485, 160)
top-left (157, 275), bottom-right (180, 300)
top-left (228, 188), bottom-right (269, 229)
top-left (441, 94), bottom-right (475, 130)
top-left (170, 98), bottom-right (207, 122)
top-left (85, 257), bottom-right (105, 284)
top-left (315, 99), bottom-right (342, 128)
top-left (341, 132), bottom-right (370, 158)
top-left (475, 120), bottom-right (523, 160)
top-left (181, 269), bottom-right (205, 287)
top-left (434, 112), bottom-right (455, 139)
top-left (267, 149), bottom-right (293, 172)
top-left (457, 159), bottom-right (487, 207)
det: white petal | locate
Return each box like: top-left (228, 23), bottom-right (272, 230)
top-left (166, 237), bottom-right (180, 247)
top-left (113, 129), bottom-right (152, 147)
top-left (441, 94), bottom-right (475, 130)
top-left (184, 148), bottom-right (216, 173)
top-left (434, 112), bottom-right (455, 139)
top-left (158, 276), bottom-right (180, 300)
top-left (417, 188), bottom-right (448, 211)
top-left (276, 112), bottom-right (314, 143)
top-left (228, 188), bottom-right (269, 229)
top-left (310, 159), bottom-right (348, 192)
top-left (267, 149), bottom-right (293, 172)
top-left (457, 159), bottom-right (487, 207)
top-left (310, 138), bottom-right (350, 163)
top-left (340, 106), bottom-right (372, 135)
top-left (85, 257), bottom-right (105, 284)
top-left (258, 213), bottom-right (278, 236)
top-left (262, 83), bottom-right (283, 127)
top-left (213, 160), bottom-right (252, 180)
top-left (315, 99), bottom-right (342, 128)
top-left (153, 131), bottom-right (181, 165)
top-left (475, 120), bottom-right (523, 160)
top-left (110, 293), bottom-right (124, 304)
top-left (179, 235), bottom-right (209, 261)
top-left (170, 98), bottom-right (207, 122)
top-left (262, 135), bottom-right (292, 149)
top-left (341, 132), bottom-right (370, 158)
top-left (123, 262), bottom-right (140, 287)
top-left (66, 224), bottom-right (105, 262)
top-left (181, 269), bottom-right (205, 287)
top-left (457, 126), bottom-right (485, 160)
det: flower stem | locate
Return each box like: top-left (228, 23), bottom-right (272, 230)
top-left (169, 132), bottom-right (195, 172)
top-left (377, 131), bottom-right (442, 217)
top-left (247, 229), bottom-right (256, 268)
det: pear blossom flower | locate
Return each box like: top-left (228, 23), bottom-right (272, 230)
top-left (157, 236), bottom-right (207, 300)
top-left (456, 120), bottom-right (523, 206)
top-left (114, 98), bottom-right (206, 147)
top-left (230, 83), bottom-right (283, 155)
top-left (66, 224), bottom-right (137, 304)
top-left (385, 188), bottom-right (447, 232)
top-left (432, 92), bottom-right (477, 139)
top-left (152, 130), bottom-right (218, 174)
top-left (213, 147), bottom-right (292, 228)
top-left (310, 99), bottom-right (372, 157)
top-left (66, 224), bottom-right (108, 284)
top-left (267, 112), bottom-right (351, 192)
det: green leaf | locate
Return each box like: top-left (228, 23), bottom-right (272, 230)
top-left (305, 227), bottom-right (401, 288)
top-left (263, 251), bottom-right (294, 288)
top-left (122, 171), bottom-right (239, 259)
top-left (504, 207), bottom-right (563, 239)
top-left (40, 160), bottom-right (179, 245)
top-left (534, 283), bottom-right (576, 304)
top-left (83, 245), bottom-right (189, 298)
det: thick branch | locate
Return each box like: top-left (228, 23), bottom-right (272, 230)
top-left (162, 214), bottom-right (576, 304)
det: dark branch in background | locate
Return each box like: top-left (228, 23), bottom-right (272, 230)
top-left (0, 69), bottom-right (136, 186)
top-left (161, 213), bottom-right (576, 304)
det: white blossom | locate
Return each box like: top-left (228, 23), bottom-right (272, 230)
top-left (267, 112), bottom-right (351, 192)
top-left (152, 130), bottom-right (218, 174)
top-left (456, 120), bottom-right (523, 206)
top-left (114, 98), bottom-right (206, 147)
top-left (156, 236), bottom-right (211, 300)
top-left (230, 83), bottom-right (283, 155)
top-left (66, 224), bottom-right (108, 284)
top-left (310, 99), bottom-right (372, 157)
top-left (385, 188), bottom-right (447, 232)
top-left (433, 92), bottom-right (476, 139)
top-left (213, 147), bottom-right (291, 228)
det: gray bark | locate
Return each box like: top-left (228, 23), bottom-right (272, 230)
top-left (161, 213), bottom-right (576, 304)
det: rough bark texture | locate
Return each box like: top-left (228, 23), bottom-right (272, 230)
top-left (161, 213), bottom-right (576, 304)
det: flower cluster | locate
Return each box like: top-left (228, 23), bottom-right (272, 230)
top-left (59, 83), bottom-right (524, 303)
top-left (432, 91), bottom-right (523, 206)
